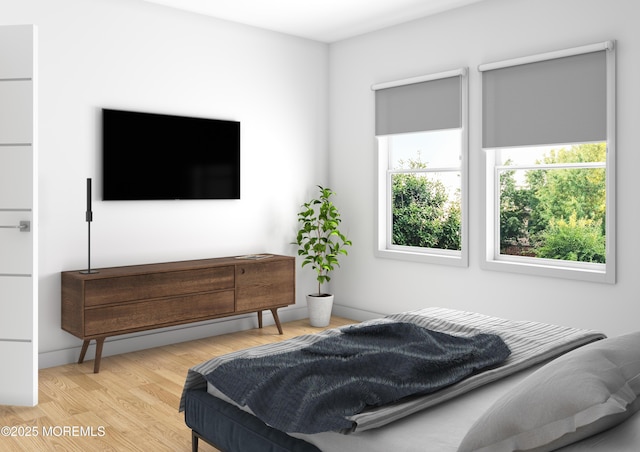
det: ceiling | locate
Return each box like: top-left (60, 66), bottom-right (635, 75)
top-left (139, 0), bottom-right (487, 43)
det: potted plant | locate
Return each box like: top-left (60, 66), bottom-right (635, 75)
top-left (294, 185), bottom-right (352, 327)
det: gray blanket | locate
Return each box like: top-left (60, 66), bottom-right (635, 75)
top-left (204, 322), bottom-right (511, 434)
top-left (179, 307), bottom-right (606, 433)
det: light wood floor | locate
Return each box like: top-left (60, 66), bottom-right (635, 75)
top-left (0, 316), bottom-right (354, 451)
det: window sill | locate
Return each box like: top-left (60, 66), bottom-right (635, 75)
top-left (376, 247), bottom-right (468, 267)
top-left (482, 257), bottom-right (614, 284)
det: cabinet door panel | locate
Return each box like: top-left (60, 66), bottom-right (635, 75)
top-left (0, 81), bottom-right (32, 144)
top-left (0, 342), bottom-right (35, 405)
top-left (0, 276), bottom-right (32, 340)
top-left (0, 25), bottom-right (33, 78)
top-left (236, 259), bottom-right (294, 311)
top-left (0, 146), bottom-right (32, 208)
top-left (0, 211), bottom-right (32, 274)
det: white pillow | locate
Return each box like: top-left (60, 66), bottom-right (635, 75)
top-left (457, 331), bottom-right (640, 452)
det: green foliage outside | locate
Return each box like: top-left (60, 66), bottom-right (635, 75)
top-left (391, 158), bottom-right (461, 251)
top-left (536, 213), bottom-right (606, 262)
top-left (500, 143), bottom-right (606, 263)
top-left (390, 144), bottom-right (606, 263)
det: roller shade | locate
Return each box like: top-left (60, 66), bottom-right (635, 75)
top-left (375, 74), bottom-right (462, 136)
top-left (481, 47), bottom-right (608, 148)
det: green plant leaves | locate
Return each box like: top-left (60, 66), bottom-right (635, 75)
top-left (294, 186), bottom-right (351, 294)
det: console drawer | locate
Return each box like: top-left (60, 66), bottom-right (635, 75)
top-left (84, 266), bottom-right (234, 307)
top-left (84, 290), bottom-right (235, 336)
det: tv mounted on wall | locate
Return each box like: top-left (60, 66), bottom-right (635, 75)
top-left (102, 109), bottom-right (240, 200)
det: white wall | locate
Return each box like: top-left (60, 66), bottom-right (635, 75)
top-left (328, 0), bottom-right (640, 336)
top-left (4, 0), bottom-right (639, 370)
top-left (2, 0), bottom-right (329, 367)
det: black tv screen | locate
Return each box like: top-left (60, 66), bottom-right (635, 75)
top-left (102, 109), bottom-right (240, 200)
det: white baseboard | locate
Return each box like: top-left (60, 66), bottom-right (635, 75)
top-left (332, 304), bottom-right (384, 322)
top-left (39, 307), bottom-right (309, 369)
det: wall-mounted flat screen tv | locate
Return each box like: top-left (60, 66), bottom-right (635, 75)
top-left (102, 109), bottom-right (240, 200)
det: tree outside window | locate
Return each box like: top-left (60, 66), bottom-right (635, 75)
top-left (385, 129), bottom-right (462, 256)
top-left (498, 142), bottom-right (606, 263)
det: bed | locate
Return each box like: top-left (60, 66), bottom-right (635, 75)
top-left (180, 307), bottom-right (640, 451)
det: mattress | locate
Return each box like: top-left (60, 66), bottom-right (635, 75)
top-left (181, 308), bottom-right (640, 451)
top-left (186, 363), bottom-right (640, 452)
top-left (181, 307), bottom-right (604, 430)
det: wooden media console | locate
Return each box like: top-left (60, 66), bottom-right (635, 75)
top-left (61, 254), bottom-right (295, 372)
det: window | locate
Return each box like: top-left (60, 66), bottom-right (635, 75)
top-left (373, 69), bottom-right (468, 266)
top-left (480, 41), bottom-right (616, 283)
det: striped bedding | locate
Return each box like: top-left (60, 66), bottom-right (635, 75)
top-left (179, 307), bottom-right (605, 433)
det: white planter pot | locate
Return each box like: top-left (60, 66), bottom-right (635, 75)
top-left (306, 294), bottom-right (334, 327)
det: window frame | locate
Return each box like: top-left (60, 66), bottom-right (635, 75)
top-left (480, 42), bottom-right (616, 283)
top-left (374, 69), bottom-right (469, 267)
